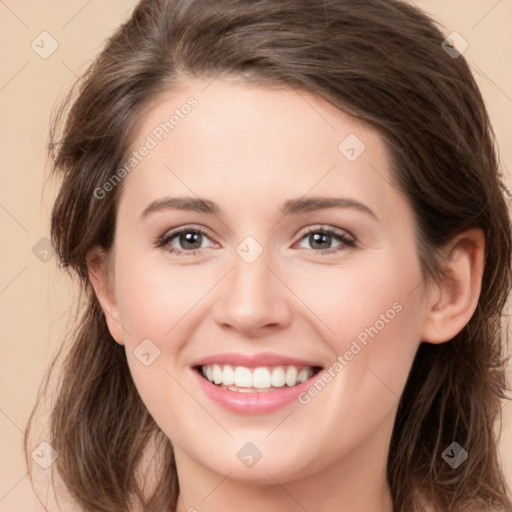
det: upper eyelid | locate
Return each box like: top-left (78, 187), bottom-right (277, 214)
top-left (296, 224), bottom-right (354, 240)
top-left (160, 224), bottom-right (215, 240)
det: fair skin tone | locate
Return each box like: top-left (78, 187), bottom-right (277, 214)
top-left (87, 78), bottom-right (484, 512)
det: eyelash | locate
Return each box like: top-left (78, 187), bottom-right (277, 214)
top-left (156, 225), bottom-right (357, 257)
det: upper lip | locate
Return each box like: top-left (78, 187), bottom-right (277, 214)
top-left (192, 352), bottom-right (323, 369)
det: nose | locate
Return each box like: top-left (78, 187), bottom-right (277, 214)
top-left (212, 248), bottom-right (293, 336)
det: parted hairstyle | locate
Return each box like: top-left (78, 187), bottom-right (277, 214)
top-left (25, 1), bottom-right (512, 511)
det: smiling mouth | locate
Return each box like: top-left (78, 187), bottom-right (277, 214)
top-left (195, 364), bottom-right (323, 393)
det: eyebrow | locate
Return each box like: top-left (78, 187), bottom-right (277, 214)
top-left (140, 196), bottom-right (377, 220)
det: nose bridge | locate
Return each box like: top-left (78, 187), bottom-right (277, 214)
top-left (211, 241), bottom-right (291, 333)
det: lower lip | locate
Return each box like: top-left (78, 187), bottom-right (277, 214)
top-left (193, 369), bottom-right (319, 414)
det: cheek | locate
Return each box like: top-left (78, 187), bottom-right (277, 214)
top-left (288, 251), bottom-right (425, 409)
top-left (282, 260), bottom-right (424, 460)
top-left (112, 253), bottom-right (210, 433)
top-left (288, 251), bottom-right (424, 350)
top-left (112, 252), bottom-right (224, 419)
top-left (114, 252), bottom-right (214, 343)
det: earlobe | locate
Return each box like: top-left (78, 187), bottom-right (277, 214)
top-left (86, 246), bottom-right (125, 345)
top-left (420, 228), bottom-right (485, 344)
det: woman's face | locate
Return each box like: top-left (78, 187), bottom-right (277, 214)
top-left (102, 78), bottom-right (431, 484)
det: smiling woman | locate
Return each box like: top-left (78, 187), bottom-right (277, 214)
top-left (24, 1), bottom-right (512, 512)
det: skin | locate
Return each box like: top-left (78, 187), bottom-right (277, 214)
top-left (88, 77), bottom-right (485, 512)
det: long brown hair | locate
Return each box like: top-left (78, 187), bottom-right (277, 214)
top-left (25, 1), bottom-right (512, 511)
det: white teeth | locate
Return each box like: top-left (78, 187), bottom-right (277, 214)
top-left (212, 364), bottom-right (223, 385)
top-left (200, 364), bottom-right (316, 390)
top-left (223, 364), bottom-right (235, 385)
top-left (236, 387), bottom-right (254, 393)
top-left (271, 366), bottom-right (286, 387)
top-left (234, 367), bottom-right (252, 387)
top-left (253, 368), bottom-right (271, 388)
top-left (297, 368), bottom-right (310, 383)
top-left (285, 366), bottom-right (298, 387)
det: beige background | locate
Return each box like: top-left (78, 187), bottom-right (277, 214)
top-left (0, 1), bottom-right (511, 510)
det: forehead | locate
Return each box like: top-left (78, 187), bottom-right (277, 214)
top-left (119, 78), bottom-right (408, 225)
top-left (131, 77), bottom-right (379, 163)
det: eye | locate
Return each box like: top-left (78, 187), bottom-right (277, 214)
top-left (156, 225), bottom-right (356, 257)
top-left (295, 226), bottom-right (356, 255)
top-left (156, 226), bottom-right (216, 256)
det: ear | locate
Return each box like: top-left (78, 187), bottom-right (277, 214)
top-left (86, 246), bottom-right (125, 345)
top-left (420, 228), bottom-right (485, 344)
